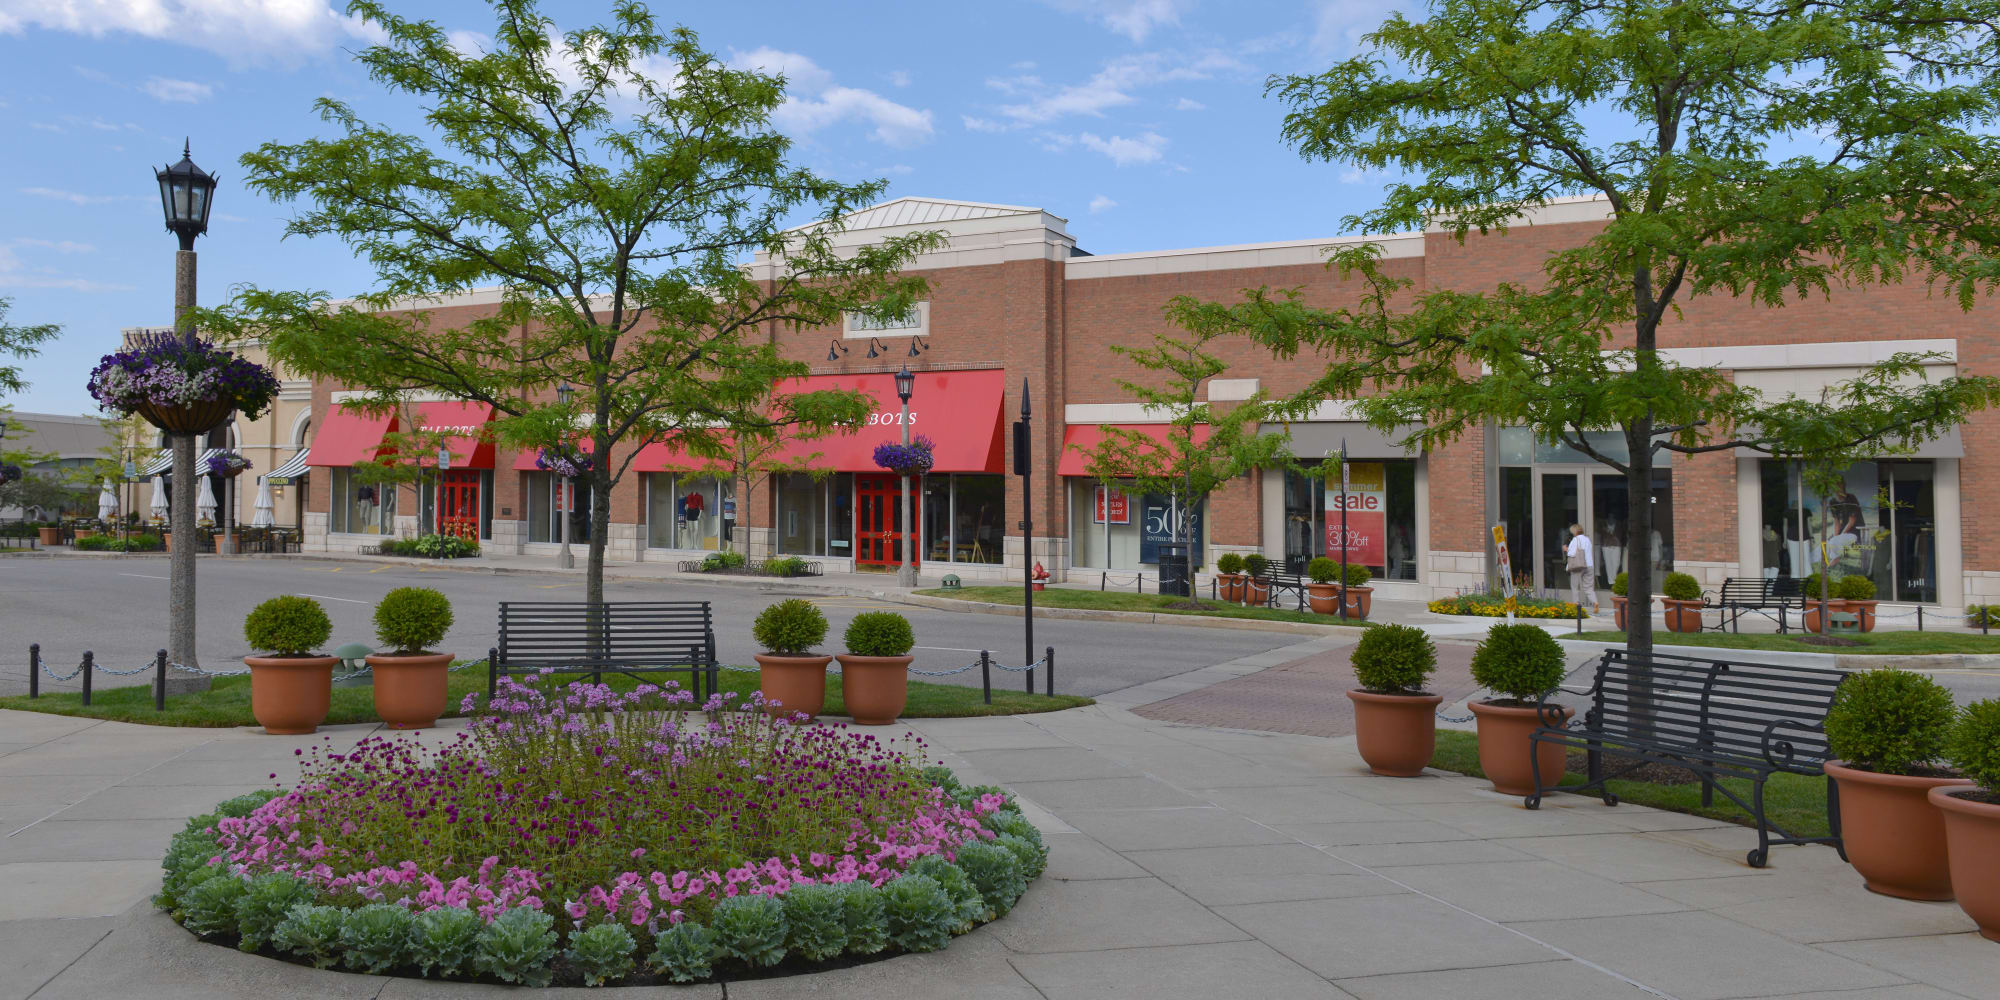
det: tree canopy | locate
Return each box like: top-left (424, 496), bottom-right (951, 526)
top-left (0, 297), bottom-right (60, 398)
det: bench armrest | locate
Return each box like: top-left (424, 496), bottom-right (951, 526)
top-left (1759, 718), bottom-right (1824, 770)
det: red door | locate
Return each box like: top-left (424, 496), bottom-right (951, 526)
top-left (436, 471), bottom-right (481, 540)
top-left (855, 474), bottom-right (920, 569)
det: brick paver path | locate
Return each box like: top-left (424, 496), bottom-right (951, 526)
top-left (1134, 640), bottom-right (1483, 737)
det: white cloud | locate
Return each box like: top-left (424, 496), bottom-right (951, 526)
top-left (0, 1), bottom-right (385, 68)
top-left (13, 238), bottom-right (95, 253)
top-left (1339, 166), bottom-right (1388, 184)
top-left (1088, 194), bottom-right (1117, 214)
top-left (1042, 0), bottom-right (1191, 43)
top-left (886, 69), bottom-right (911, 88)
top-left (962, 115), bottom-right (1007, 133)
top-left (142, 77), bottom-right (213, 103)
top-left (20, 187), bottom-right (142, 206)
top-left (1311, 0), bottom-right (1398, 58)
top-left (0, 240), bottom-right (132, 293)
top-left (445, 30), bottom-right (491, 55)
top-left (986, 50), bottom-right (1241, 126)
top-left (877, 164), bottom-right (914, 176)
top-left (730, 48), bottom-right (934, 148)
top-left (1174, 97), bottom-right (1205, 111)
top-left (1079, 131), bottom-right (1168, 165)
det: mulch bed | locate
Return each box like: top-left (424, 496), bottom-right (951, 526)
top-left (1564, 748), bottom-right (1701, 785)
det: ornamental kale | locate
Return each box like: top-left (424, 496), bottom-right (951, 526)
top-left (871, 434), bottom-right (936, 474)
top-left (534, 446), bottom-right (593, 478)
top-left (646, 921), bottom-right (715, 983)
top-left (86, 336), bottom-right (281, 420)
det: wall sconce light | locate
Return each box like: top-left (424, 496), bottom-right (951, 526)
top-left (864, 337), bottom-right (887, 359)
top-left (907, 337), bottom-right (930, 358)
top-left (827, 339), bottom-right (849, 362)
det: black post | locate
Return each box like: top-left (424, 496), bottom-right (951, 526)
top-left (1917, 606), bottom-right (1924, 631)
top-left (1015, 379), bottom-right (1034, 682)
top-left (488, 646), bottom-right (500, 699)
top-left (981, 650), bottom-right (991, 705)
top-left (154, 648), bottom-right (168, 711)
top-left (81, 651), bottom-right (94, 706)
top-left (1334, 441), bottom-right (1349, 621)
top-left (1045, 645), bottom-right (1055, 697)
top-left (28, 643), bottom-right (38, 700)
top-left (1576, 601), bottom-right (1583, 635)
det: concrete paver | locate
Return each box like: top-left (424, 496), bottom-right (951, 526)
top-left (1007, 940), bottom-right (1355, 1000)
top-left (1333, 958), bottom-right (1658, 1000)
top-left (0, 916), bottom-right (114, 1000)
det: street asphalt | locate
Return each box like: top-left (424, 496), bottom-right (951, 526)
top-left (0, 555), bottom-right (1302, 699)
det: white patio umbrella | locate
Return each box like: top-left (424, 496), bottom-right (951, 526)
top-left (96, 479), bottom-right (118, 521)
top-left (195, 472), bottom-right (217, 523)
top-left (149, 475), bottom-right (169, 519)
top-left (251, 477), bottom-right (276, 527)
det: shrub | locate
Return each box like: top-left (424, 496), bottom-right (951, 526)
top-left (840, 881), bottom-right (891, 956)
top-left (408, 906), bottom-right (482, 978)
top-left (953, 841), bottom-right (1027, 918)
top-left (242, 595), bottom-right (332, 656)
top-left (646, 920), bottom-right (715, 983)
top-left (565, 922), bottom-right (637, 986)
top-left (1801, 572), bottom-right (1832, 601)
top-left (1350, 623), bottom-right (1437, 694)
top-left (781, 883), bottom-right (849, 962)
top-left (764, 556), bottom-right (810, 577)
top-left (339, 902), bottom-right (412, 973)
top-left (1945, 699), bottom-right (2000, 792)
top-left (710, 893), bottom-right (788, 967)
top-left (1824, 669), bottom-right (1956, 774)
top-left (473, 906), bottom-right (558, 986)
top-left (996, 832), bottom-right (1048, 881)
top-left (1470, 622), bottom-right (1566, 702)
top-left (1306, 556), bottom-right (1337, 584)
top-left (1216, 552), bottom-right (1245, 575)
top-left (372, 586), bottom-right (453, 654)
top-left (881, 874), bottom-right (956, 953)
top-left (699, 549), bottom-right (748, 571)
top-left (379, 535), bottom-right (478, 558)
top-left (215, 789), bottom-right (282, 817)
top-left (845, 611), bottom-right (915, 657)
top-left (1835, 574), bottom-right (1878, 601)
top-left (1243, 553), bottom-right (1271, 578)
top-left (272, 904), bottom-right (348, 968)
top-left (752, 598), bottom-right (828, 656)
top-left (1661, 572), bottom-right (1702, 602)
top-left (1970, 604), bottom-right (2000, 628)
top-left (1611, 572), bottom-right (1628, 597)
top-left (75, 532), bottom-right (163, 551)
top-left (180, 873), bottom-right (247, 938)
top-left (906, 856), bottom-right (983, 932)
top-left (234, 871), bottom-right (314, 952)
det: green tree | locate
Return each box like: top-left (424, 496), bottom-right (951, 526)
top-left (657, 398), bottom-right (841, 555)
top-left (196, 0), bottom-right (937, 601)
top-left (1178, 0), bottom-right (2000, 659)
top-left (0, 297), bottom-right (61, 398)
top-left (1075, 319), bottom-right (1291, 597)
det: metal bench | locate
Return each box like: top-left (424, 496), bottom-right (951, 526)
top-left (1248, 571), bottom-right (1309, 611)
top-left (1716, 576), bottom-right (1806, 633)
top-left (487, 601), bottom-right (719, 699)
top-left (1525, 649), bottom-right (1848, 867)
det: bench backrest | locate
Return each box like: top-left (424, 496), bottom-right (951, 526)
top-left (496, 601), bottom-right (716, 667)
top-left (1589, 650), bottom-right (1846, 772)
top-left (1718, 577), bottom-right (1805, 602)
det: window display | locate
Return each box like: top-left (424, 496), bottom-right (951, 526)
top-left (330, 466), bottom-right (395, 534)
top-left (1282, 459), bottom-right (1418, 579)
top-left (1760, 460), bottom-right (1936, 603)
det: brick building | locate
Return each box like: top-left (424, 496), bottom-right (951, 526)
top-left (280, 195), bottom-right (1986, 611)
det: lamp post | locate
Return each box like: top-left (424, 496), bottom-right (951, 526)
top-left (556, 381), bottom-right (575, 570)
top-left (157, 140), bottom-right (219, 679)
top-left (1335, 439), bottom-right (1350, 620)
top-left (894, 366), bottom-right (917, 587)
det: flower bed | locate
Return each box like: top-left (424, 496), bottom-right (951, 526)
top-left (1428, 592), bottom-right (1581, 619)
top-left (154, 676), bottom-right (1046, 986)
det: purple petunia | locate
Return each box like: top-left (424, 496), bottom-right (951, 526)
top-left (534, 446), bottom-right (593, 478)
top-left (872, 435), bottom-right (936, 475)
top-left (86, 336), bottom-right (281, 420)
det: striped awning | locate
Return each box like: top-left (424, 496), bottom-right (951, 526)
top-left (143, 448), bottom-right (229, 477)
top-left (131, 449), bottom-right (170, 479)
top-left (266, 449), bottom-right (311, 485)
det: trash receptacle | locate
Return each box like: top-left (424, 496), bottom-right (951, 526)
top-left (1156, 543), bottom-right (1190, 597)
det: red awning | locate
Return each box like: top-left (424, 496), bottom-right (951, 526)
top-left (767, 369), bottom-right (1006, 474)
top-left (305, 404), bottom-right (395, 467)
top-left (404, 401), bottom-right (495, 469)
top-left (1057, 423), bottom-right (1212, 477)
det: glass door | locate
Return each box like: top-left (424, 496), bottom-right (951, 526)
top-left (1539, 472), bottom-right (1582, 591)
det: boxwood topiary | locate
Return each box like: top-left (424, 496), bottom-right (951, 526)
top-left (1835, 574), bottom-right (1878, 601)
top-left (1824, 669), bottom-right (1956, 775)
top-left (881, 874), bottom-right (955, 953)
top-left (1243, 553), bottom-right (1271, 578)
top-left (1612, 571), bottom-right (1628, 597)
top-left (646, 920), bottom-right (716, 983)
top-left (1945, 699), bottom-right (2000, 792)
top-left (711, 893), bottom-right (788, 967)
top-left (473, 905), bottom-right (557, 986)
top-left (1801, 572), bottom-right (1832, 601)
top-left (845, 611), bottom-right (915, 657)
top-left (565, 922), bottom-right (637, 987)
top-left (1216, 552), bottom-right (1245, 575)
top-left (780, 883), bottom-right (848, 962)
top-left (753, 598), bottom-right (829, 656)
top-left (1660, 572), bottom-right (1702, 603)
top-left (371, 586), bottom-right (454, 654)
top-left (1470, 622), bottom-right (1566, 703)
top-left (242, 595), bottom-right (333, 656)
top-left (1307, 556), bottom-right (1338, 584)
top-left (1350, 623), bottom-right (1437, 694)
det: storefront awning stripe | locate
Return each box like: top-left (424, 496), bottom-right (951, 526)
top-left (266, 450), bottom-right (311, 484)
top-left (138, 449), bottom-right (174, 476)
top-left (1057, 424), bottom-right (1212, 478)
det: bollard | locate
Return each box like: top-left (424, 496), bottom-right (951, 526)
top-left (28, 643), bottom-right (39, 700)
top-left (1045, 645), bottom-right (1055, 697)
top-left (1918, 606), bottom-right (1924, 632)
top-left (154, 648), bottom-right (169, 711)
top-left (80, 651), bottom-right (94, 706)
top-left (1576, 602), bottom-right (1583, 635)
top-left (980, 650), bottom-right (991, 705)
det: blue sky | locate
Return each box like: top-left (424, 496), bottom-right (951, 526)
top-left (0, 0), bottom-right (1407, 415)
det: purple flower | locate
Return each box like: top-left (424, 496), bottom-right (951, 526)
top-left (534, 446), bottom-right (592, 478)
top-left (85, 335), bottom-right (281, 420)
top-left (872, 435), bottom-right (936, 475)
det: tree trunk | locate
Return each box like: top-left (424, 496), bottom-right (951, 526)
top-left (587, 432), bottom-right (609, 607)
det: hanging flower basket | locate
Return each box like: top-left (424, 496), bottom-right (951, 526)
top-left (206, 452), bottom-right (253, 479)
top-left (872, 435), bottom-right (936, 476)
top-left (534, 445), bottom-right (594, 478)
top-left (87, 335), bottom-right (280, 435)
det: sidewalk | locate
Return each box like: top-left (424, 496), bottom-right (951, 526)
top-left (4, 697), bottom-right (1988, 999)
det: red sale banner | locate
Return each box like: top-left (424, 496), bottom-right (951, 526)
top-left (1326, 462), bottom-right (1386, 565)
top-left (1095, 485), bottom-right (1131, 525)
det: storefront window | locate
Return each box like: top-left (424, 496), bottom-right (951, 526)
top-left (635, 473), bottom-right (727, 549)
top-left (1068, 479), bottom-right (1207, 571)
top-left (775, 474), bottom-right (828, 556)
top-left (330, 466), bottom-right (395, 534)
top-left (525, 471), bottom-right (591, 544)
top-left (1759, 460), bottom-right (1935, 603)
top-left (1281, 459), bottom-right (1418, 580)
top-left (951, 475), bottom-right (1004, 564)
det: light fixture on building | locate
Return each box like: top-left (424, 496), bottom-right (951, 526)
top-left (827, 339), bottom-right (848, 362)
top-left (865, 337), bottom-right (888, 359)
top-left (156, 139), bottom-right (218, 254)
top-left (907, 337), bottom-right (930, 358)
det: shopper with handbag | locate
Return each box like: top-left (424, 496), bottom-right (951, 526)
top-left (1566, 523), bottom-right (1598, 614)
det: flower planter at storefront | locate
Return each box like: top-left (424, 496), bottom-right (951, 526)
top-left (755, 653), bottom-right (832, 720)
top-left (1661, 598), bottom-right (1705, 633)
top-left (1824, 761), bottom-right (1969, 901)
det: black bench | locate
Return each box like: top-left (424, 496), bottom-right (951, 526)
top-left (1247, 571), bottom-right (1309, 611)
top-left (1525, 649), bottom-right (1848, 867)
top-left (488, 601), bottom-right (719, 699)
top-left (1715, 577), bottom-right (1806, 633)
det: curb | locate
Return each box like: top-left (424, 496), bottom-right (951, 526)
top-left (897, 593), bottom-right (1370, 637)
top-left (1558, 636), bottom-right (2000, 671)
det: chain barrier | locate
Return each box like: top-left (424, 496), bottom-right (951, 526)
top-left (908, 661), bottom-right (983, 677)
top-left (988, 657), bottom-right (1047, 673)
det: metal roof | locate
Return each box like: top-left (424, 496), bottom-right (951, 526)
top-left (2, 412), bottom-right (114, 461)
top-left (830, 197), bottom-right (1042, 231)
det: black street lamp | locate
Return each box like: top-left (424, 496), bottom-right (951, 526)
top-left (894, 366), bottom-right (916, 587)
top-left (156, 140), bottom-right (219, 680)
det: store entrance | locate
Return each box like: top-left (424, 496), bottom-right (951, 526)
top-left (1500, 465), bottom-right (1671, 595)
top-left (855, 474), bottom-right (920, 570)
top-left (436, 471), bottom-right (481, 540)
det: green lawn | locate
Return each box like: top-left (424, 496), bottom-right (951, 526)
top-left (0, 665), bottom-right (1091, 728)
top-left (1564, 629), bottom-right (2000, 655)
top-left (917, 585), bottom-right (1367, 628)
top-left (1430, 729), bottom-right (1830, 839)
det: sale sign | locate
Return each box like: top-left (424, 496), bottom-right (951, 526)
top-left (1326, 461), bottom-right (1387, 565)
top-left (1094, 485), bottom-right (1131, 525)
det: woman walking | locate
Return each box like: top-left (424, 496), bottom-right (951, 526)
top-left (1566, 523), bottom-right (1599, 615)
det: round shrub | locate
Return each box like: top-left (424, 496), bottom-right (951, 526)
top-left (752, 598), bottom-right (829, 656)
top-left (473, 906), bottom-right (557, 987)
top-left (711, 893), bottom-right (788, 968)
top-left (1470, 622), bottom-right (1566, 702)
top-left (1243, 553), bottom-right (1271, 578)
top-left (1216, 552), bottom-right (1245, 575)
top-left (953, 841), bottom-right (1027, 918)
top-left (1945, 699), bottom-right (2000, 792)
top-left (234, 871), bottom-right (314, 952)
top-left (1307, 556), bottom-right (1338, 584)
top-left (242, 595), bottom-right (332, 656)
top-left (180, 873), bottom-right (247, 938)
top-left (565, 922), bottom-right (637, 987)
top-left (1612, 572), bottom-right (1628, 597)
top-left (1968, 604), bottom-right (2000, 628)
top-left (1835, 574), bottom-right (1878, 601)
top-left (1661, 572), bottom-right (1702, 603)
top-left (1351, 623), bottom-right (1437, 694)
top-left (881, 874), bottom-right (955, 953)
top-left (371, 586), bottom-right (453, 654)
top-left (840, 881), bottom-right (890, 956)
top-left (1801, 572), bottom-right (1832, 601)
top-left (845, 611), bottom-right (915, 657)
top-left (764, 556), bottom-right (809, 577)
top-left (409, 906), bottom-right (482, 978)
top-left (781, 883), bottom-right (849, 962)
top-left (646, 921), bottom-right (715, 983)
top-left (273, 903), bottom-right (347, 969)
top-left (339, 902), bottom-right (411, 974)
top-left (906, 855), bottom-right (982, 932)
top-left (1824, 669), bottom-right (1956, 774)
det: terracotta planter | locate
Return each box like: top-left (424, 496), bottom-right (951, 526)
top-left (1342, 585), bottom-right (1373, 620)
top-left (1802, 599), bottom-right (1856, 634)
top-left (1930, 786), bottom-right (2000, 942)
top-left (1823, 761), bottom-right (1970, 901)
top-left (836, 653), bottom-right (912, 725)
top-left (366, 652), bottom-right (453, 730)
top-left (1613, 594), bottom-right (1652, 630)
top-left (1244, 578), bottom-right (1271, 605)
top-left (1469, 700), bottom-right (1572, 796)
top-left (1307, 582), bottom-right (1340, 615)
top-left (1661, 598), bottom-right (1706, 633)
top-left (1347, 690), bottom-right (1443, 776)
top-left (244, 655), bottom-right (337, 735)
top-left (73, 530), bottom-right (98, 541)
top-left (36, 526), bottom-right (61, 546)
top-left (754, 653), bottom-right (832, 720)
top-left (1849, 600), bottom-right (1879, 633)
top-left (1218, 574), bottom-right (1246, 602)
